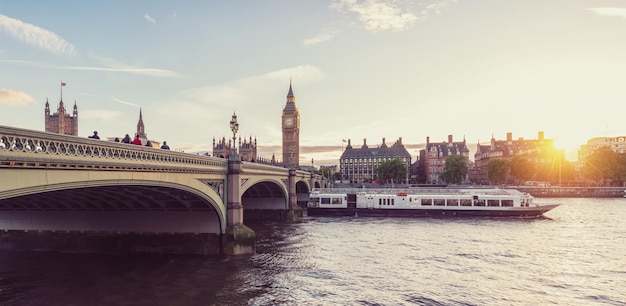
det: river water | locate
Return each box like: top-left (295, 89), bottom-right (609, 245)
top-left (1, 198), bottom-right (625, 306)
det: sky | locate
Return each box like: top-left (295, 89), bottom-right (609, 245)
top-left (2, 1), bottom-right (626, 165)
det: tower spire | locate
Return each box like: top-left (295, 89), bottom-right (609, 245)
top-left (287, 79), bottom-right (295, 104)
top-left (136, 107), bottom-right (146, 138)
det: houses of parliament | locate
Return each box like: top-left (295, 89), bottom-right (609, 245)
top-left (43, 82), bottom-right (302, 168)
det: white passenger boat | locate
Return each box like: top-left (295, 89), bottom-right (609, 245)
top-left (307, 188), bottom-right (559, 218)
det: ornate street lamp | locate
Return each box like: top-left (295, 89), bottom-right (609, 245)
top-left (229, 112), bottom-right (239, 160)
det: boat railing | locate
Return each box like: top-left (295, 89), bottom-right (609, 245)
top-left (311, 187), bottom-right (519, 196)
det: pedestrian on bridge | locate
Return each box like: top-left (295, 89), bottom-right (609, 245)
top-left (88, 131), bottom-right (100, 139)
top-left (132, 135), bottom-right (142, 145)
top-left (121, 134), bottom-right (131, 144)
top-left (161, 141), bottom-right (170, 150)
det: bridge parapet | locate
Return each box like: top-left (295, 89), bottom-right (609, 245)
top-left (0, 125), bottom-right (227, 173)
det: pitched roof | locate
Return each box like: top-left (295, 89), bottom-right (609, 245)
top-left (341, 138), bottom-right (411, 159)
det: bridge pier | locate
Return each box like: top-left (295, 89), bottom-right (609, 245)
top-left (223, 160), bottom-right (255, 255)
top-left (287, 168), bottom-right (303, 222)
top-left (0, 125), bottom-right (320, 256)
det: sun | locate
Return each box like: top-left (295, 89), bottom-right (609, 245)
top-left (553, 137), bottom-right (582, 161)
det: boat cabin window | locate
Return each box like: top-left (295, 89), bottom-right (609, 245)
top-left (331, 197), bottom-right (343, 205)
top-left (461, 199), bottom-right (472, 206)
top-left (434, 199), bottom-right (445, 206)
top-left (321, 197), bottom-right (331, 204)
top-left (473, 199), bottom-right (486, 206)
top-left (501, 200), bottom-right (514, 207)
top-left (421, 199), bottom-right (432, 206)
top-left (447, 199), bottom-right (459, 206)
top-left (380, 198), bottom-right (394, 206)
top-left (311, 198), bottom-right (320, 204)
top-left (487, 200), bottom-right (500, 207)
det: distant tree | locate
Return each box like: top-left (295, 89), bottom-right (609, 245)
top-left (509, 155), bottom-right (535, 184)
top-left (333, 172), bottom-right (342, 181)
top-left (317, 166), bottom-right (333, 178)
top-left (614, 153), bottom-right (626, 186)
top-left (486, 159), bottom-right (510, 185)
top-left (582, 147), bottom-right (618, 185)
top-left (376, 158), bottom-right (407, 185)
top-left (439, 155), bottom-right (468, 184)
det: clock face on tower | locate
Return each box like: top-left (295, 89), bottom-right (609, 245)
top-left (284, 117), bottom-right (293, 127)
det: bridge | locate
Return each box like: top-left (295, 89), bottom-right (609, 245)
top-left (0, 125), bottom-right (328, 255)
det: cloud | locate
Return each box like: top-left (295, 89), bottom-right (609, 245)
top-left (331, 0), bottom-right (457, 32)
top-left (303, 33), bottom-right (336, 46)
top-left (588, 7), bottom-right (626, 19)
top-left (67, 55), bottom-right (181, 77)
top-left (0, 89), bottom-right (36, 106)
top-left (66, 65), bottom-right (180, 77)
top-left (0, 14), bottom-right (76, 55)
top-left (144, 14), bottom-right (157, 24)
top-left (112, 97), bottom-right (140, 108)
top-left (257, 65), bottom-right (326, 83)
top-left (1, 57), bottom-right (180, 78)
top-left (182, 65), bottom-right (325, 105)
top-left (331, 0), bottom-right (417, 32)
top-left (420, 0), bottom-right (457, 19)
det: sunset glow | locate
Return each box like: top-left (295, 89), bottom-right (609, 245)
top-left (1, 2), bottom-right (625, 166)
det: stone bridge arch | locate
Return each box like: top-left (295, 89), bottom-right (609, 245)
top-left (0, 171), bottom-right (227, 234)
top-left (241, 178), bottom-right (288, 210)
top-left (295, 179), bottom-right (311, 207)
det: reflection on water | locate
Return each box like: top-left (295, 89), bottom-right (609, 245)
top-left (1, 198), bottom-right (625, 305)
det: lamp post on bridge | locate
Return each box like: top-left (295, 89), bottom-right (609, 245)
top-left (224, 111), bottom-right (254, 255)
top-left (229, 112), bottom-right (239, 161)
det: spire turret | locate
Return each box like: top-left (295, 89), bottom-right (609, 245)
top-left (136, 108), bottom-right (146, 138)
top-left (287, 80), bottom-right (295, 104)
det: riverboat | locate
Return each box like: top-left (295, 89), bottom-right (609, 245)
top-left (307, 188), bottom-right (559, 218)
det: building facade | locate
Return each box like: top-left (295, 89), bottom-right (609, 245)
top-left (282, 82), bottom-right (300, 169)
top-left (44, 98), bottom-right (78, 136)
top-left (472, 131), bottom-right (557, 184)
top-left (340, 138), bottom-right (411, 184)
top-left (212, 135), bottom-right (258, 162)
top-left (576, 136), bottom-right (626, 172)
top-left (419, 135), bottom-right (470, 184)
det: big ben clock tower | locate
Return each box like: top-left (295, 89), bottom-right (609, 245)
top-left (282, 82), bottom-right (300, 169)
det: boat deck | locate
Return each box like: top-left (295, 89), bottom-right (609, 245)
top-left (312, 187), bottom-right (519, 196)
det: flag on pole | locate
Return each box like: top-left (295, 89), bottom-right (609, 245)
top-left (61, 82), bottom-right (66, 86)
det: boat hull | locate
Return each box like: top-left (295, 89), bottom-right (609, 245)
top-left (307, 204), bottom-right (559, 218)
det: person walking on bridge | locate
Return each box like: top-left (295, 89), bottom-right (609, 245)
top-left (121, 134), bottom-right (131, 144)
top-left (88, 131), bottom-right (100, 139)
top-left (132, 135), bottom-right (142, 146)
top-left (160, 141), bottom-right (170, 150)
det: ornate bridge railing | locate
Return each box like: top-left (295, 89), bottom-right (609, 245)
top-left (0, 125), bottom-right (228, 174)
